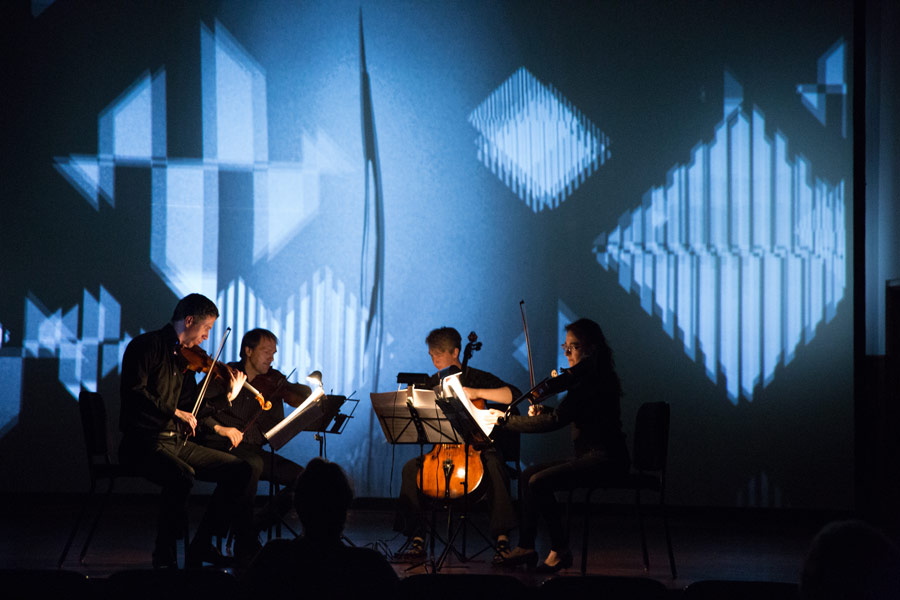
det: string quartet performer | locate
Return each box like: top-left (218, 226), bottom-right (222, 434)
top-left (182, 328), bottom-right (313, 536)
top-left (487, 318), bottom-right (630, 573)
top-left (118, 293), bottom-right (255, 569)
top-left (394, 327), bottom-right (520, 564)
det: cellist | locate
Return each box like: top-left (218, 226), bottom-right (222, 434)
top-left (394, 327), bottom-right (520, 564)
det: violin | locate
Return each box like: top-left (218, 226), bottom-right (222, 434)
top-left (250, 369), bottom-right (311, 408)
top-left (179, 344), bottom-right (271, 410)
top-left (417, 331), bottom-right (485, 500)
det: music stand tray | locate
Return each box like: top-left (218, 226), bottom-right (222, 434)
top-left (371, 388), bottom-right (459, 445)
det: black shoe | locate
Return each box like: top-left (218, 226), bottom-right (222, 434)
top-left (534, 549), bottom-right (573, 574)
top-left (395, 537), bottom-right (425, 561)
top-left (492, 539), bottom-right (511, 566)
top-left (186, 542), bottom-right (234, 569)
top-left (499, 546), bottom-right (538, 568)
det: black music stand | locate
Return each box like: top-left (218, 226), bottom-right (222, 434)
top-left (371, 386), bottom-right (460, 571)
top-left (431, 373), bottom-right (497, 569)
top-left (260, 388), bottom-right (334, 539)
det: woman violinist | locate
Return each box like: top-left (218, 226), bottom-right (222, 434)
top-left (192, 328), bottom-right (312, 534)
top-left (487, 318), bottom-right (630, 572)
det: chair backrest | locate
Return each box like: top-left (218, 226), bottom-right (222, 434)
top-left (632, 401), bottom-right (670, 473)
top-left (78, 390), bottom-right (112, 462)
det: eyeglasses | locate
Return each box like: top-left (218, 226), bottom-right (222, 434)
top-left (561, 343), bottom-right (582, 354)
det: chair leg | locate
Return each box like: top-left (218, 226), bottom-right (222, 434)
top-left (636, 488), bottom-right (650, 571)
top-left (660, 489), bottom-right (677, 579)
top-left (580, 489), bottom-right (593, 575)
top-left (57, 479), bottom-right (97, 568)
top-left (78, 477), bottom-right (116, 563)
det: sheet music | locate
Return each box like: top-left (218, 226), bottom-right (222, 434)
top-left (265, 386), bottom-right (325, 441)
top-left (440, 372), bottom-right (495, 438)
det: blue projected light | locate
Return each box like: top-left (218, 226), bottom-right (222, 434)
top-left (22, 287), bottom-right (129, 399)
top-left (797, 39), bottom-right (847, 137)
top-left (469, 67), bottom-right (610, 212)
top-left (594, 95), bottom-right (846, 403)
top-left (50, 19), bottom-right (377, 402)
top-left (54, 21), bottom-right (346, 300)
top-left (212, 270), bottom-right (382, 396)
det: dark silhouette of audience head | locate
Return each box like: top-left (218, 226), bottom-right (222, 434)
top-left (800, 519), bottom-right (900, 599)
top-left (293, 457), bottom-right (353, 541)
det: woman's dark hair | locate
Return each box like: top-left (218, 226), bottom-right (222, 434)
top-left (240, 328), bottom-right (278, 361)
top-left (171, 293), bottom-right (218, 322)
top-left (293, 458), bottom-right (354, 538)
top-left (565, 318), bottom-right (621, 398)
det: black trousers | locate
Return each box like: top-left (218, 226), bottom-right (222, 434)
top-left (119, 432), bottom-right (253, 552)
top-left (518, 453), bottom-right (628, 551)
top-left (395, 445), bottom-right (516, 540)
top-left (202, 438), bottom-right (304, 530)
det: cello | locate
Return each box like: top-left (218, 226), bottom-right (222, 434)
top-left (416, 332), bottom-right (486, 500)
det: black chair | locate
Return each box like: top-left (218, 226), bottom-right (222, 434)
top-left (568, 401), bottom-right (676, 577)
top-left (57, 390), bottom-right (167, 567)
top-left (681, 579), bottom-right (799, 600)
top-left (539, 574), bottom-right (668, 599)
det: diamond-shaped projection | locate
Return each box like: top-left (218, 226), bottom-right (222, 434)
top-left (594, 102), bottom-right (846, 404)
top-left (469, 67), bottom-right (610, 212)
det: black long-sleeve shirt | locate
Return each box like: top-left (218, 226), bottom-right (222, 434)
top-left (119, 323), bottom-right (186, 437)
top-left (502, 356), bottom-right (629, 463)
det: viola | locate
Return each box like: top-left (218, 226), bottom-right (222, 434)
top-left (417, 331), bottom-right (486, 500)
top-left (179, 344), bottom-right (271, 410)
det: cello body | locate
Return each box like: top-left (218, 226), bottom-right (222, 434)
top-left (417, 331), bottom-right (485, 500)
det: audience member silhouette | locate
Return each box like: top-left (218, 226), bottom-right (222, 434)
top-left (242, 458), bottom-right (398, 597)
top-left (800, 519), bottom-right (900, 600)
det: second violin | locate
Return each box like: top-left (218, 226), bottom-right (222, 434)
top-left (179, 344), bottom-right (270, 410)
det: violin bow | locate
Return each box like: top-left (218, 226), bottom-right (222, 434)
top-left (184, 327), bottom-right (231, 446)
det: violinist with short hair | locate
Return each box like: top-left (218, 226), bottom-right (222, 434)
top-left (119, 293), bottom-right (255, 569)
top-left (394, 327), bottom-right (520, 564)
top-left (188, 328), bottom-right (312, 534)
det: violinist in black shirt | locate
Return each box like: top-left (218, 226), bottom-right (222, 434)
top-left (488, 318), bottom-right (629, 573)
top-left (189, 328), bottom-right (312, 533)
top-left (119, 293), bottom-right (254, 569)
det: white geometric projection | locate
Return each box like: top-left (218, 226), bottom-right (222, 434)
top-left (469, 67), bottom-right (610, 212)
top-left (54, 20), bottom-right (348, 298)
top-left (213, 269), bottom-right (381, 397)
top-left (594, 105), bottom-right (846, 404)
top-left (0, 354), bottom-right (23, 435)
top-left (796, 39), bottom-right (847, 137)
top-left (22, 287), bottom-right (129, 398)
top-left (54, 70), bottom-right (166, 210)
